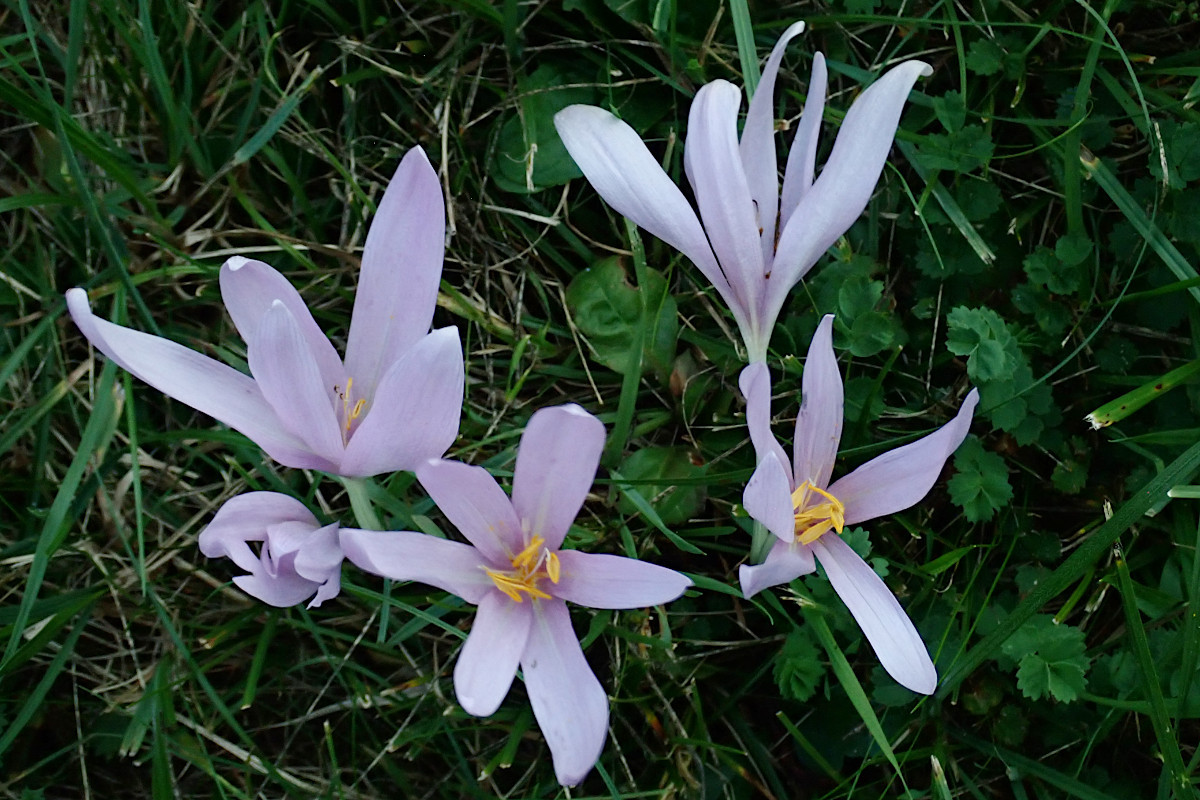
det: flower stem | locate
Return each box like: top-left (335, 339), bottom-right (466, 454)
top-left (341, 477), bottom-right (384, 530)
top-left (749, 518), bottom-right (773, 565)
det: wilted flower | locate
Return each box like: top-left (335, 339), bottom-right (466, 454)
top-left (67, 147), bottom-right (463, 477)
top-left (739, 315), bottom-right (978, 693)
top-left (199, 492), bottom-right (342, 608)
top-left (555, 22), bottom-right (931, 363)
top-left (340, 404), bottom-right (692, 786)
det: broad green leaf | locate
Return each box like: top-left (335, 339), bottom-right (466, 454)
top-left (566, 256), bottom-right (679, 381)
top-left (616, 446), bottom-right (706, 526)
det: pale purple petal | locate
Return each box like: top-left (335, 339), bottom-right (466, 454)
top-left (738, 538), bottom-right (816, 598)
top-left (345, 147), bottom-right (446, 397)
top-left (233, 561), bottom-right (318, 608)
top-left (199, 492), bottom-right (318, 573)
top-left (743, 451), bottom-right (796, 543)
top-left (262, 520), bottom-right (315, 556)
top-left (218, 256), bottom-right (345, 392)
top-left (66, 289), bottom-right (327, 470)
top-left (417, 458), bottom-right (524, 563)
top-left (828, 388), bottom-right (978, 525)
top-left (307, 571), bottom-right (341, 608)
top-left (811, 534), bottom-right (936, 694)
top-left (522, 599), bottom-right (609, 786)
top-left (553, 105), bottom-right (730, 299)
top-left (739, 20), bottom-right (806, 268)
top-left (339, 528), bottom-right (495, 604)
top-left (339, 326), bottom-right (464, 477)
top-left (793, 314), bottom-right (842, 490)
top-left (454, 591), bottom-right (533, 716)
top-left (552, 551), bottom-right (692, 609)
top-left (293, 523), bottom-right (343, 582)
top-left (685, 80), bottom-right (766, 344)
top-left (738, 362), bottom-right (789, 470)
top-left (246, 301), bottom-right (345, 465)
top-left (511, 404), bottom-right (605, 551)
top-left (780, 52), bottom-right (828, 230)
top-left (773, 60), bottom-right (932, 296)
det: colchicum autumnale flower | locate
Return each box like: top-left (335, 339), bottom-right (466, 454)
top-left (554, 22), bottom-right (931, 363)
top-left (199, 492), bottom-right (343, 608)
top-left (739, 315), bottom-right (978, 694)
top-left (339, 405), bottom-right (692, 786)
top-left (67, 146), bottom-right (463, 477)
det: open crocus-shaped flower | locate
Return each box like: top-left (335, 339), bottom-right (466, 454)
top-left (555, 22), bottom-right (931, 363)
top-left (66, 146), bottom-right (463, 477)
top-left (340, 404), bottom-right (692, 786)
top-left (740, 315), bottom-right (978, 694)
top-left (199, 492), bottom-right (342, 608)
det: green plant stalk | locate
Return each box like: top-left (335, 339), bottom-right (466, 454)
top-left (728, 0), bottom-right (760, 98)
top-left (939, 436), bottom-right (1200, 694)
top-left (341, 477), bottom-right (384, 531)
top-left (1, 362), bottom-right (120, 671)
top-left (1085, 358), bottom-right (1200, 429)
top-left (1113, 543), bottom-right (1192, 799)
top-left (601, 219), bottom-right (650, 467)
top-left (804, 605), bottom-right (906, 784)
top-left (749, 519), bottom-right (774, 565)
top-left (1062, 0), bottom-right (1119, 236)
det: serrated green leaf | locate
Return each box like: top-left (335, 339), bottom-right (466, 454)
top-left (965, 38), bottom-right (1004, 76)
top-left (945, 306), bottom-right (1017, 383)
top-left (773, 628), bottom-right (824, 702)
top-left (947, 436), bottom-right (1013, 522)
top-left (848, 311), bottom-right (898, 358)
top-left (1024, 245), bottom-right (1084, 295)
top-left (932, 90), bottom-right (967, 133)
top-left (955, 180), bottom-right (1002, 222)
top-left (915, 126), bottom-right (994, 173)
top-left (999, 615), bottom-right (1090, 703)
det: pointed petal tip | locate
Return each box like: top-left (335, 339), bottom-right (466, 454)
top-left (782, 20), bottom-right (805, 38)
top-left (224, 255), bottom-right (251, 271)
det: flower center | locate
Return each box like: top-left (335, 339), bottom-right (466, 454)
top-left (791, 481), bottom-right (846, 545)
top-left (484, 535), bottom-right (561, 602)
top-left (335, 377), bottom-right (369, 438)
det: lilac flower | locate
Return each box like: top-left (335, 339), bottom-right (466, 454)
top-left (199, 492), bottom-right (342, 608)
top-left (340, 405), bottom-right (692, 786)
top-left (554, 22), bottom-right (931, 363)
top-left (66, 147), bottom-right (463, 477)
top-left (739, 315), bottom-right (978, 694)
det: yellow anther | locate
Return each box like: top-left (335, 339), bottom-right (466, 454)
top-left (791, 481), bottom-right (846, 545)
top-left (484, 535), bottom-right (559, 602)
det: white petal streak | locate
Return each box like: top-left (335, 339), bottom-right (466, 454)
top-left (812, 534), bottom-right (936, 694)
top-left (65, 289), bottom-right (322, 469)
top-left (792, 314), bottom-right (842, 489)
top-left (552, 551), bottom-right (691, 609)
top-left (740, 20), bottom-right (805, 268)
top-left (522, 600), bottom-right (609, 786)
top-left (780, 53), bottom-right (828, 229)
top-left (554, 105), bottom-right (728, 296)
top-left (685, 81), bottom-right (765, 325)
top-left (829, 388), bottom-right (978, 525)
top-left (454, 592), bottom-right (532, 716)
top-left (738, 538), bottom-right (816, 598)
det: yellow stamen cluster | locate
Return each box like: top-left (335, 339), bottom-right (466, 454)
top-left (336, 377), bottom-right (368, 434)
top-left (791, 481), bottom-right (846, 545)
top-left (484, 535), bottom-right (561, 602)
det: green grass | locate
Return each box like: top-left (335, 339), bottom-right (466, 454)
top-left (4, 0), bottom-right (1200, 797)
